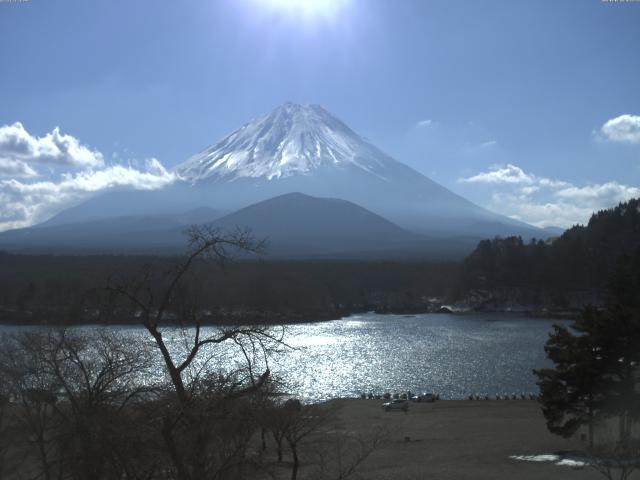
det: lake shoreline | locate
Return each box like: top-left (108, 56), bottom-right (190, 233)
top-left (0, 303), bottom-right (577, 327)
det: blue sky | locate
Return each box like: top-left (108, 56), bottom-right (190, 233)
top-left (0, 0), bottom-right (639, 230)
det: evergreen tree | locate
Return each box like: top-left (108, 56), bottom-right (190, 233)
top-left (596, 251), bottom-right (640, 445)
top-left (457, 198), bottom-right (640, 304)
top-left (534, 315), bottom-right (606, 447)
top-left (534, 249), bottom-right (640, 448)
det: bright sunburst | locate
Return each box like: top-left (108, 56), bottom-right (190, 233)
top-left (258, 0), bottom-right (350, 21)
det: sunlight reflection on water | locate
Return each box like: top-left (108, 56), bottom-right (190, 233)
top-left (2, 313), bottom-right (563, 401)
top-left (265, 313), bottom-right (561, 400)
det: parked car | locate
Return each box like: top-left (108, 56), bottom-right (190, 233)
top-left (411, 393), bottom-right (437, 403)
top-left (382, 399), bottom-right (409, 412)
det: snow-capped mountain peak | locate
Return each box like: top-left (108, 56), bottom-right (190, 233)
top-left (175, 102), bottom-right (392, 182)
top-left (30, 102), bottom-right (543, 243)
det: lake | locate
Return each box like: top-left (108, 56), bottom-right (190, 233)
top-left (1, 312), bottom-right (563, 401)
top-left (270, 312), bottom-right (561, 400)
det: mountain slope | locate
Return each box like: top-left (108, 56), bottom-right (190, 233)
top-left (176, 102), bottom-right (392, 181)
top-left (209, 193), bottom-right (477, 258)
top-left (0, 194), bottom-right (476, 258)
top-left (25, 102), bottom-right (543, 247)
top-left (209, 192), bottom-right (429, 257)
top-left (0, 208), bottom-right (223, 254)
top-left (173, 102), bottom-right (537, 238)
top-left (174, 103), bottom-right (516, 233)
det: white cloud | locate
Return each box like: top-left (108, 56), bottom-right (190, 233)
top-left (0, 158), bottom-right (177, 231)
top-left (598, 114), bottom-right (640, 144)
top-left (555, 182), bottom-right (640, 204)
top-left (416, 119), bottom-right (434, 128)
top-left (490, 192), bottom-right (597, 229)
top-left (0, 158), bottom-right (37, 178)
top-left (478, 140), bottom-right (497, 148)
top-left (0, 122), bottom-right (179, 231)
top-left (458, 164), bottom-right (639, 228)
top-left (458, 164), bottom-right (534, 185)
top-left (0, 122), bottom-right (104, 169)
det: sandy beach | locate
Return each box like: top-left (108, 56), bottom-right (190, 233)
top-left (297, 399), bottom-right (606, 480)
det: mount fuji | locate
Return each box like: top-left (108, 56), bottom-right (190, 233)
top-left (2, 103), bottom-right (543, 257)
top-left (170, 102), bottom-right (541, 238)
top-left (177, 102), bottom-right (414, 182)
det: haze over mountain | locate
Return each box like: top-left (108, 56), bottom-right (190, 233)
top-left (0, 208), bottom-right (224, 254)
top-left (209, 192), bottom-right (474, 258)
top-left (42, 103), bottom-right (541, 241)
top-left (542, 226), bottom-right (565, 237)
top-left (0, 193), bottom-right (476, 258)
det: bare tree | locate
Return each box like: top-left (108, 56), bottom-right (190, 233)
top-left (0, 331), bottom-right (64, 480)
top-left (264, 401), bottom-right (290, 464)
top-left (588, 445), bottom-right (640, 480)
top-left (0, 330), bottom-right (153, 480)
top-left (276, 399), bottom-right (336, 480)
top-left (264, 399), bottom-right (382, 480)
top-left (44, 330), bottom-right (153, 480)
top-left (584, 426), bottom-right (640, 480)
top-left (0, 361), bottom-right (12, 479)
top-left (245, 374), bottom-right (288, 456)
top-left (106, 226), bottom-right (272, 402)
top-left (105, 225), bottom-right (288, 480)
top-left (311, 426), bottom-right (388, 480)
top-left (0, 226), bottom-right (290, 480)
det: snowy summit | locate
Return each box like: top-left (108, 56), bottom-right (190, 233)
top-left (175, 102), bottom-right (392, 182)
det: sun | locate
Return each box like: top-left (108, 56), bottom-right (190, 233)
top-left (259, 0), bottom-right (349, 21)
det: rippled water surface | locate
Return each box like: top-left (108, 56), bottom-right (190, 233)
top-left (3, 313), bottom-right (563, 400)
top-left (269, 313), bottom-right (560, 400)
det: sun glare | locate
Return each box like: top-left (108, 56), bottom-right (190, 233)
top-left (259, 0), bottom-right (349, 21)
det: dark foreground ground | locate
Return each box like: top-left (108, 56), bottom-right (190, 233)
top-left (284, 399), bottom-right (607, 480)
top-left (2, 398), bottom-right (621, 479)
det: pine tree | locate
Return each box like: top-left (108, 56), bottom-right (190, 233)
top-left (534, 249), bottom-right (640, 449)
top-left (534, 315), bottom-right (605, 447)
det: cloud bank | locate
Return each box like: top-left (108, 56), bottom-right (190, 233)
top-left (460, 164), bottom-right (535, 185)
top-left (458, 165), bottom-right (639, 228)
top-left (0, 158), bottom-right (38, 178)
top-left (0, 123), bottom-right (177, 231)
top-left (598, 114), bottom-right (640, 144)
top-left (0, 122), bottom-right (105, 169)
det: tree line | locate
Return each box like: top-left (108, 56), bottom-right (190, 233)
top-left (0, 251), bottom-right (458, 326)
top-left (455, 198), bottom-right (640, 309)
